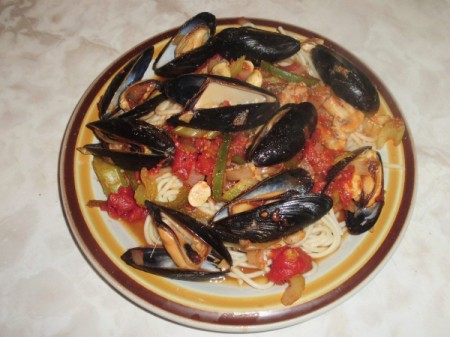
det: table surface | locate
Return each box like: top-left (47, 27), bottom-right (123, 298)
top-left (1, 0), bottom-right (449, 336)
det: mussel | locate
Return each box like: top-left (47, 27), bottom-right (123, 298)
top-left (153, 12), bottom-right (216, 78)
top-left (213, 168), bottom-right (314, 222)
top-left (79, 118), bottom-right (175, 171)
top-left (210, 193), bottom-right (332, 243)
top-left (311, 44), bottom-right (380, 114)
top-left (210, 168), bottom-right (331, 243)
top-left (121, 201), bottom-right (232, 280)
top-left (322, 146), bottom-right (384, 234)
top-left (213, 26), bottom-right (301, 65)
top-left (247, 102), bottom-right (318, 167)
top-left (99, 46), bottom-right (154, 119)
top-left (164, 74), bottom-right (280, 131)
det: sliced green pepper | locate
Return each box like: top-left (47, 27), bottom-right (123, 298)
top-left (222, 178), bottom-right (259, 202)
top-left (260, 60), bottom-right (320, 86)
top-left (92, 157), bottom-right (130, 196)
top-left (212, 133), bottom-right (232, 200)
top-left (173, 126), bottom-right (220, 139)
top-left (231, 155), bottom-right (246, 165)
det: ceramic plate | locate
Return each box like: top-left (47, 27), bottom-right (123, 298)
top-left (59, 17), bottom-right (415, 333)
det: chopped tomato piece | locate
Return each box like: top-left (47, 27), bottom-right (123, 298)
top-left (268, 246), bottom-right (312, 285)
top-left (100, 186), bottom-right (148, 223)
top-left (172, 145), bottom-right (197, 180)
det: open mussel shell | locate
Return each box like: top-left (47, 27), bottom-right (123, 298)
top-left (153, 12), bottom-right (216, 78)
top-left (121, 247), bottom-right (229, 281)
top-left (164, 74), bottom-right (280, 131)
top-left (323, 146), bottom-right (384, 234)
top-left (119, 93), bottom-right (167, 120)
top-left (213, 168), bottom-right (314, 222)
top-left (146, 201), bottom-right (233, 267)
top-left (211, 193), bottom-right (332, 243)
top-left (81, 118), bottom-right (175, 171)
top-left (311, 44), bottom-right (380, 114)
top-left (213, 27), bottom-right (300, 65)
top-left (247, 102), bottom-right (318, 167)
top-left (99, 46), bottom-right (154, 119)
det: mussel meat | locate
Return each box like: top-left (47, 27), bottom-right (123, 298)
top-left (163, 74), bottom-right (280, 131)
top-left (311, 44), bottom-right (380, 114)
top-left (322, 146), bottom-right (384, 234)
top-left (213, 26), bottom-right (300, 65)
top-left (247, 102), bottom-right (318, 167)
top-left (79, 118), bottom-right (175, 171)
top-left (153, 12), bottom-right (216, 78)
top-left (121, 201), bottom-right (232, 280)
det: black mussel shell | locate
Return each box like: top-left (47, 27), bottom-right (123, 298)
top-left (213, 27), bottom-right (300, 65)
top-left (81, 118), bottom-right (175, 171)
top-left (345, 199), bottom-right (384, 234)
top-left (213, 168), bottom-right (314, 222)
top-left (210, 194), bottom-right (332, 243)
top-left (121, 247), bottom-right (228, 281)
top-left (247, 102), bottom-right (317, 167)
top-left (81, 144), bottom-right (168, 171)
top-left (119, 93), bottom-right (167, 119)
top-left (145, 201), bottom-right (233, 266)
top-left (164, 74), bottom-right (280, 131)
top-left (311, 44), bottom-right (380, 114)
top-left (99, 46), bottom-right (154, 119)
top-left (153, 12), bottom-right (216, 78)
top-left (322, 146), bottom-right (384, 234)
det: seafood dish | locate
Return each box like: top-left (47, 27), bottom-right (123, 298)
top-left (77, 12), bottom-right (406, 307)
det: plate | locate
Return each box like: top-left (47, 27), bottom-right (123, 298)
top-left (59, 17), bottom-right (416, 332)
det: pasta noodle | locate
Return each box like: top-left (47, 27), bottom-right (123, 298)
top-left (155, 172), bottom-right (183, 203)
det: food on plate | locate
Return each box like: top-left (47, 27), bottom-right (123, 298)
top-left (78, 12), bottom-right (405, 305)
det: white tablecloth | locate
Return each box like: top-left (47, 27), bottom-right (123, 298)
top-left (1, 0), bottom-right (449, 336)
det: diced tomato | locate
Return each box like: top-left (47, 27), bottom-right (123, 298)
top-left (100, 186), bottom-right (147, 223)
top-left (172, 144), bottom-right (197, 180)
top-left (196, 152), bottom-right (216, 175)
top-left (268, 246), bottom-right (312, 285)
top-left (228, 132), bottom-right (249, 159)
top-left (194, 137), bottom-right (222, 176)
top-left (326, 165), bottom-right (356, 210)
top-left (303, 127), bottom-right (341, 192)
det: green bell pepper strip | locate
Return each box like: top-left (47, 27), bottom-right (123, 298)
top-left (173, 126), bottom-right (220, 139)
top-left (212, 133), bottom-right (232, 200)
top-left (222, 178), bottom-right (259, 202)
top-left (260, 60), bottom-right (320, 86)
top-left (92, 157), bottom-right (130, 196)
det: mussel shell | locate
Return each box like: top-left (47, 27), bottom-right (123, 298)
top-left (119, 93), bottom-right (167, 119)
top-left (145, 201), bottom-right (233, 266)
top-left (82, 118), bottom-right (175, 171)
top-left (322, 146), bottom-right (384, 234)
top-left (153, 12), bottom-right (216, 78)
top-left (247, 102), bottom-right (317, 167)
top-left (213, 168), bottom-right (314, 222)
top-left (87, 118), bottom-right (175, 156)
top-left (82, 143), bottom-right (169, 171)
top-left (99, 46), bottom-right (154, 119)
top-left (121, 247), bottom-right (228, 281)
top-left (345, 200), bottom-right (384, 234)
top-left (311, 44), bottom-right (380, 114)
top-left (164, 74), bottom-right (280, 131)
top-left (210, 194), bottom-right (332, 243)
top-left (213, 27), bottom-right (300, 65)
top-left (322, 146), bottom-right (372, 192)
